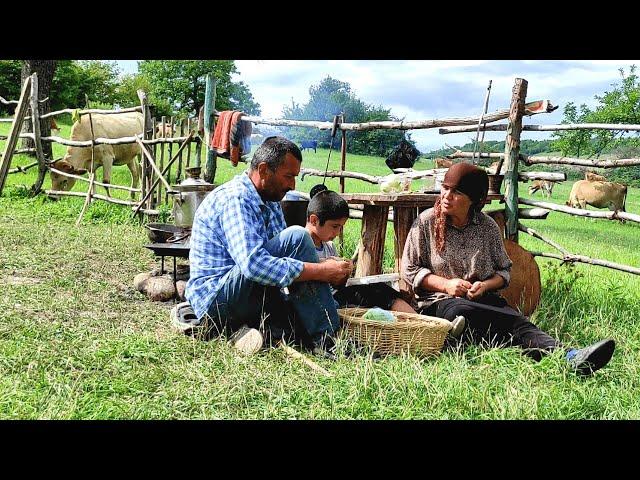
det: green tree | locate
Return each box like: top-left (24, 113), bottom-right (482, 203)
top-left (551, 66), bottom-right (640, 157)
top-left (0, 60), bottom-right (22, 114)
top-left (137, 60), bottom-right (260, 118)
top-left (0, 60), bottom-right (123, 114)
top-left (20, 60), bottom-right (58, 160)
top-left (282, 76), bottom-right (412, 157)
top-left (550, 65), bottom-right (640, 184)
top-left (550, 101), bottom-right (594, 157)
top-left (50, 60), bottom-right (120, 110)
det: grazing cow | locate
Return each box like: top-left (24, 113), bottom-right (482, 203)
top-left (566, 180), bottom-right (627, 212)
top-left (300, 140), bottom-right (318, 153)
top-left (50, 118), bottom-right (60, 132)
top-left (49, 111), bottom-right (143, 198)
top-left (435, 157), bottom-right (453, 169)
top-left (585, 171), bottom-right (606, 182)
top-left (155, 123), bottom-right (174, 137)
top-left (528, 180), bottom-right (555, 198)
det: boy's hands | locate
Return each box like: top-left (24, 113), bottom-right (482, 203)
top-left (324, 257), bottom-right (352, 286)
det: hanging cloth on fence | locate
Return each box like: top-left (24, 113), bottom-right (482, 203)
top-left (385, 138), bottom-right (420, 171)
top-left (210, 110), bottom-right (253, 167)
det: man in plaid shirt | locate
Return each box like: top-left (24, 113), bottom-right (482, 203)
top-left (185, 136), bottom-right (352, 358)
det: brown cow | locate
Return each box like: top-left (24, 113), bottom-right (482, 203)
top-left (585, 171), bottom-right (606, 182)
top-left (528, 180), bottom-right (555, 198)
top-left (156, 123), bottom-right (174, 137)
top-left (435, 157), bottom-right (453, 168)
top-left (566, 180), bottom-right (627, 212)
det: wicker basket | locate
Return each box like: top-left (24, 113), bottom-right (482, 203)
top-left (338, 307), bottom-right (452, 358)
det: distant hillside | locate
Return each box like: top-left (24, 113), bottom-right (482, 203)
top-left (424, 139), bottom-right (554, 158)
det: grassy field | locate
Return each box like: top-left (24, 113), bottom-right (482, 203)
top-left (1, 120), bottom-right (639, 419)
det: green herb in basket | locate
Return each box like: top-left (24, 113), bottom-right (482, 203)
top-left (362, 307), bottom-right (396, 323)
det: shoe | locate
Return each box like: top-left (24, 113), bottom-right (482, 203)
top-left (170, 301), bottom-right (202, 332)
top-left (567, 338), bottom-right (615, 376)
top-left (229, 326), bottom-right (264, 355)
top-left (449, 315), bottom-right (466, 338)
top-left (312, 345), bottom-right (338, 361)
top-left (311, 335), bottom-right (338, 361)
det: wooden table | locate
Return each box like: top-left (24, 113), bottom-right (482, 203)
top-left (340, 192), bottom-right (503, 295)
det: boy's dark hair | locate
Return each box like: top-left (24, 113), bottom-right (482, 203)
top-left (307, 190), bottom-right (349, 225)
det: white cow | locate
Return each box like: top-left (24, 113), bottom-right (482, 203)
top-left (50, 112), bottom-right (143, 198)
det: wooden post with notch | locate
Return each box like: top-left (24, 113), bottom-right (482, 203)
top-left (503, 78), bottom-right (527, 242)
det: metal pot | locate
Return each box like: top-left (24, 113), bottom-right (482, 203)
top-left (171, 167), bottom-right (216, 228)
top-left (280, 191), bottom-right (310, 228)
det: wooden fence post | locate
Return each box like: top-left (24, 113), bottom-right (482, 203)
top-left (204, 74), bottom-right (217, 184)
top-left (194, 106), bottom-right (203, 169)
top-left (159, 115), bottom-right (166, 204)
top-left (0, 75), bottom-right (32, 196)
top-left (179, 118), bottom-right (187, 178)
top-left (137, 90), bottom-right (152, 213)
top-left (28, 73), bottom-right (48, 196)
top-left (339, 114), bottom-right (347, 248)
top-left (503, 78), bottom-right (527, 242)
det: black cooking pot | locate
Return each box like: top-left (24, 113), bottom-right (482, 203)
top-left (146, 223), bottom-right (185, 243)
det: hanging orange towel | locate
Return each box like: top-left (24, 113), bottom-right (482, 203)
top-left (210, 111), bottom-right (234, 156)
top-left (210, 111), bottom-right (249, 167)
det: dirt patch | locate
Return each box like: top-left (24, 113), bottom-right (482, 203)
top-left (2, 275), bottom-right (41, 286)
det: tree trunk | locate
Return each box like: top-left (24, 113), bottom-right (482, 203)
top-left (20, 60), bottom-right (57, 160)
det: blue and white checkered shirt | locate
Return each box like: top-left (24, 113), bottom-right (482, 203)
top-left (185, 171), bottom-right (304, 319)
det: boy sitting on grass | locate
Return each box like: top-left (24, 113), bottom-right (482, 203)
top-left (305, 189), bottom-right (417, 314)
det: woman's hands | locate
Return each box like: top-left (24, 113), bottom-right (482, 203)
top-left (445, 278), bottom-right (472, 297)
top-left (423, 274), bottom-right (503, 299)
top-left (444, 279), bottom-right (487, 299)
top-left (466, 281), bottom-right (487, 300)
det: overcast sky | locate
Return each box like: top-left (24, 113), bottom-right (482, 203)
top-left (116, 60), bottom-right (640, 152)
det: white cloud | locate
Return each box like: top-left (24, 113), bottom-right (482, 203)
top-left (233, 60), bottom-right (640, 151)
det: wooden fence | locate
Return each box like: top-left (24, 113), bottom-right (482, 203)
top-left (0, 76), bottom-right (203, 223)
top-left (2, 73), bottom-right (637, 276)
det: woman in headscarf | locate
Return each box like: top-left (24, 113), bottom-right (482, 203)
top-left (401, 162), bottom-right (615, 375)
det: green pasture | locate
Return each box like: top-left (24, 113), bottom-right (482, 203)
top-left (1, 120), bottom-right (639, 419)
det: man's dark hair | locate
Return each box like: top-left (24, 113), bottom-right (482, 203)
top-left (307, 190), bottom-right (349, 225)
top-left (250, 136), bottom-right (302, 171)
